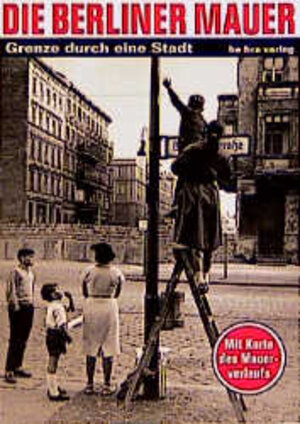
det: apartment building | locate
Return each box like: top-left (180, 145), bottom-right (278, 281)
top-left (0, 57), bottom-right (113, 224)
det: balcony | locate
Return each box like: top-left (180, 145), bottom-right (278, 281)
top-left (257, 82), bottom-right (298, 100)
top-left (77, 142), bottom-right (102, 163)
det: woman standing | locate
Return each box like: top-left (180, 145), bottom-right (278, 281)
top-left (82, 242), bottom-right (125, 395)
top-left (171, 121), bottom-right (233, 288)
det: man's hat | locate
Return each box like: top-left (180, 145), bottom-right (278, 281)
top-left (188, 94), bottom-right (205, 107)
top-left (90, 242), bottom-right (116, 264)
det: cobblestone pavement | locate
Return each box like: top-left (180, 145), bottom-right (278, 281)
top-left (0, 261), bottom-right (299, 424)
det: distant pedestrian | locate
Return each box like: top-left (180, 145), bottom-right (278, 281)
top-left (82, 242), bottom-right (125, 396)
top-left (5, 248), bottom-right (36, 384)
top-left (41, 283), bottom-right (75, 401)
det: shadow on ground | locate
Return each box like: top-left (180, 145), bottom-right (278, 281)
top-left (46, 386), bottom-right (236, 424)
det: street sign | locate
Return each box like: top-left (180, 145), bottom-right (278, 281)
top-left (219, 135), bottom-right (250, 156)
top-left (160, 135), bottom-right (250, 159)
top-left (160, 136), bottom-right (179, 159)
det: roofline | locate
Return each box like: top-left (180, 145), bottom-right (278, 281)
top-left (31, 57), bottom-right (112, 124)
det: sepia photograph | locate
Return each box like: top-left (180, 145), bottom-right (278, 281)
top-left (0, 2), bottom-right (299, 422)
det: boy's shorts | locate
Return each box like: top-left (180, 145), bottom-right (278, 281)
top-left (46, 328), bottom-right (67, 357)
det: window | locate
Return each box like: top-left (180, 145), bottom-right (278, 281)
top-left (66, 125), bottom-right (70, 141)
top-left (263, 57), bottom-right (285, 83)
top-left (30, 171), bottom-right (35, 191)
top-left (39, 109), bottom-right (43, 127)
top-left (38, 141), bottom-right (42, 162)
top-left (37, 173), bottom-right (42, 192)
top-left (31, 105), bottom-right (37, 125)
top-left (40, 82), bottom-right (44, 99)
top-left (45, 145), bottom-right (49, 164)
top-left (265, 122), bottom-right (289, 154)
top-left (52, 148), bottom-right (55, 167)
top-left (53, 93), bottom-right (57, 108)
top-left (30, 138), bottom-right (35, 159)
top-left (58, 122), bottom-right (62, 139)
top-left (32, 77), bottom-right (37, 95)
top-left (51, 176), bottom-right (55, 195)
top-left (224, 124), bottom-right (234, 135)
top-left (58, 151), bottom-right (61, 169)
top-left (52, 120), bottom-right (57, 136)
top-left (46, 89), bottom-right (51, 105)
top-left (44, 174), bottom-right (48, 193)
top-left (46, 115), bottom-right (50, 132)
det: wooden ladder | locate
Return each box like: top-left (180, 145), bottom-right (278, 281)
top-left (117, 248), bottom-right (247, 423)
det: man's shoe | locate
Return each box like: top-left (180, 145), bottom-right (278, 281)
top-left (5, 372), bottom-right (17, 384)
top-left (47, 390), bottom-right (70, 401)
top-left (197, 283), bottom-right (209, 295)
top-left (14, 368), bottom-right (32, 378)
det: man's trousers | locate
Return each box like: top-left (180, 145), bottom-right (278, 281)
top-left (5, 304), bottom-right (34, 372)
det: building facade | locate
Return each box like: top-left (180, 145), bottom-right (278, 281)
top-left (218, 56), bottom-right (299, 263)
top-left (0, 57), bottom-right (113, 224)
top-left (110, 158), bottom-right (147, 226)
top-left (110, 157), bottom-right (176, 227)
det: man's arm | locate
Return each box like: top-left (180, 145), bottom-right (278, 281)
top-left (6, 270), bottom-right (20, 311)
top-left (163, 78), bottom-right (188, 115)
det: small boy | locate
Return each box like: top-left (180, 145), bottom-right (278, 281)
top-left (41, 283), bottom-right (74, 401)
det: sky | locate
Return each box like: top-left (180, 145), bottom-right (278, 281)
top-left (45, 57), bottom-right (238, 217)
top-left (45, 57), bottom-right (238, 156)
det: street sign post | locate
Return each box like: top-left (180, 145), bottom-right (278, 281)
top-left (144, 56), bottom-right (160, 399)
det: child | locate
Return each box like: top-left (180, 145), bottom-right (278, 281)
top-left (163, 78), bottom-right (207, 153)
top-left (41, 283), bottom-right (74, 401)
top-left (163, 77), bottom-right (208, 220)
top-left (82, 242), bottom-right (125, 395)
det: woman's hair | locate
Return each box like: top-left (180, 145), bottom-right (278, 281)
top-left (90, 242), bottom-right (116, 264)
top-left (206, 120), bottom-right (224, 152)
top-left (207, 120), bottom-right (223, 138)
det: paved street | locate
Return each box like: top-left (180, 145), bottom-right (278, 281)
top-left (0, 260), bottom-right (299, 424)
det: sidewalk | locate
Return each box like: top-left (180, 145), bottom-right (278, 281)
top-left (121, 262), bottom-right (300, 288)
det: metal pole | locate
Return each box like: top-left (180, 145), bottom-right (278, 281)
top-left (223, 232), bottom-right (228, 279)
top-left (144, 56), bottom-right (160, 399)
